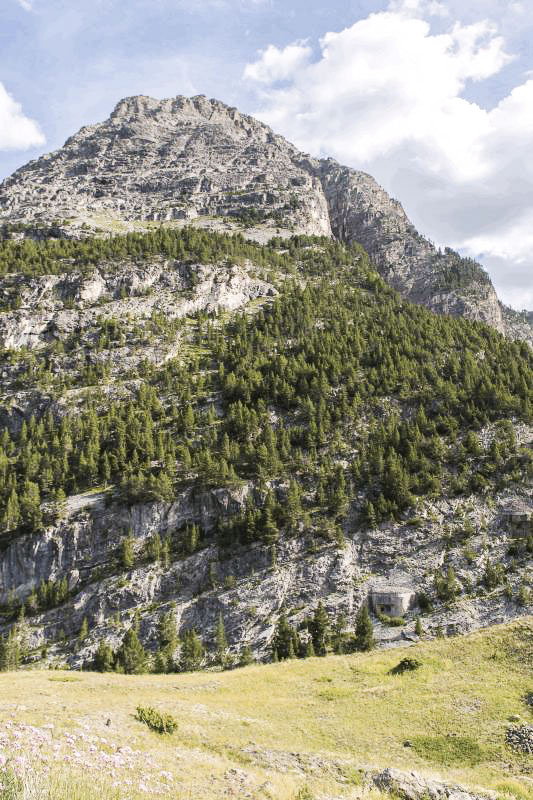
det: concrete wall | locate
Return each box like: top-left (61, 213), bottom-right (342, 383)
top-left (370, 589), bottom-right (415, 617)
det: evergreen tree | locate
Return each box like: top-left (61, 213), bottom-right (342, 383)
top-left (272, 610), bottom-right (299, 660)
top-left (180, 629), bottom-right (204, 672)
top-left (215, 613), bottom-right (228, 666)
top-left (3, 488), bottom-right (20, 531)
top-left (93, 640), bottom-right (114, 672)
top-left (0, 626), bottom-right (20, 671)
top-left (78, 616), bottom-right (89, 643)
top-left (309, 601), bottom-right (329, 656)
top-left (184, 523), bottom-right (199, 554)
top-left (121, 535), bottom-right (134, 569)
top-left (116, 628), bottom-right (148, 674)
top-left (239, 645), bottom-right (254, 667)
top-left (161, 538), bottom-right (170, 568)
top-left (147, 532), bottom-right (161, 562)
top-left (354, 605), bottom-right (374, 651)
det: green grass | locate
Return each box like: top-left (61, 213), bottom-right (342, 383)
top-left (410, 735), bottom-right (486, 766)
top-left (0, 619), bottom-right (531, 800)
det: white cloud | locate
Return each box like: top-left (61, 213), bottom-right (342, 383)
top-left (0, 83), bottom-right (45, 150)
top-left (244, 9), bottom-right (533, 309)
top-left (16, 0), bottom-right (33, 10)
top-left (243, 42), bottom-right (311, 84)
top-left (388, 0), bottom-right (448, 17)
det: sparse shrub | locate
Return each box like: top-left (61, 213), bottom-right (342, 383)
top-left (517, 583), bottom-right (530, 606)
top-left (135, 705), bottom-right (178, 734)
top-left (377, 612), bottom-right (405, 627)
top-left (389, 657), bottom-right (422, 675)
top-left (483, 560), bottom-right (505, 590)
top-left (416, 591), bottom-right (432, 612)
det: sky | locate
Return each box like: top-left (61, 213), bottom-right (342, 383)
top-left (1, 0), bottom-right (532, 310)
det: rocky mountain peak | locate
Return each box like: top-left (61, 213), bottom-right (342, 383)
top-left (0, 93), bottom-right (531, 344)
top-left (106, 93), bottom-right (274, 140)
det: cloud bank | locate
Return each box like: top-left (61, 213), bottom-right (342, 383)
top-left (244, 5), bottom-right (533, 310)
top-left (0, 83), bottom-right (45, 151)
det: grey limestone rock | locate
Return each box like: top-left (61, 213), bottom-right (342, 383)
top-left (372, 768), bottom-right (497, 800)
top-left (0, 94), bottom-right (531, 343)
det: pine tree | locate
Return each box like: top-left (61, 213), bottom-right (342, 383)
top-left (93, 640), bottom-right (114, 672)
top-left (121, 535), bottom-right (134, 569)
top-left (354, 605), bottom-right (374, 651)
top-left (147, 532), bottom-right (161, 562)
top-left (154, 609), bottom-right (178, 673)
top-left (161, 538), bottom-right (170, 568)
top-left (184, 523), bottom-right (199, 554)
top-left (215, 613), bottom-right (228, 666)
top-left (272, 611), bottom-right (297, 660)
top-left (20, 480), bottom-right (42, 530)
top-left (116, 628), bottom-right (148, 674)
top-left (239, 645), bottom-right (254, 667)
top-left (3, 488), bottom-right (20, 531)
top-left (364, 500), bottom-right (377, 528)
top-left (261, 496), bottom-right (279, 545)
top-left (0, 626), bottom-right (20, 671)
top-left (78, 616), bottom-right (89, 643)
top-left (309, 601), bottom-right (329, 656)
top-left (180, 629), bottom-right (204, 672)
top-left (286, 479), bottom-right (302, 529)
top-left (415, 616), bottom-right (423, 636)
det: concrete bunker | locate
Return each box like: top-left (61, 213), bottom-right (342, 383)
top-left (369, 582), bottom-right (416, 617)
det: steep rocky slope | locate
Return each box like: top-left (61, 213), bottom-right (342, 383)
top-left (0, 229), bottom-right (530, 671)
top-left (0, 94), bottom-right (531, 344)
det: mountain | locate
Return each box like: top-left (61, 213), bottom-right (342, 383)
top-left (0, 95), bottom-right (531, 675)
top-left (1, 94), bottom-right (531, 345)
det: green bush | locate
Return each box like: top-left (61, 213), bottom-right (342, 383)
top-left (135, 705), bottom-right (178, 734)
top-left (377, 612), bottom-right (405, 627)
top-left (389, 657), bottom-right (422, 675)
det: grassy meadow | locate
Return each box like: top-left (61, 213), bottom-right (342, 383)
top-left (0, 619), bottom-right (531, 800)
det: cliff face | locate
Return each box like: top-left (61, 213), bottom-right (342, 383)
top-left (318, 162), bottom-right (507, 334)
top-left (3, 475), bottom-right (531, 668)
top-left (0, 94), bottom-right (530, 341)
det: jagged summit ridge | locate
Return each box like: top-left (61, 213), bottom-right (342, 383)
top-left (0, 93), bottom-right (531, 342)
top-left (1, 92), bottom-right (329, 234)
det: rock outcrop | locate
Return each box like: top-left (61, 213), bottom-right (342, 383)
top-left (372, 768), bottom-right (496, 800)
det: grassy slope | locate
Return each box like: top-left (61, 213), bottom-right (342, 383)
top-left (0, 620), bottom-right (531, 800)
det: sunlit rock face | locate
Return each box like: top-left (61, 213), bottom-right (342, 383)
top-left (1, 94), bottom-right (531, 342)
